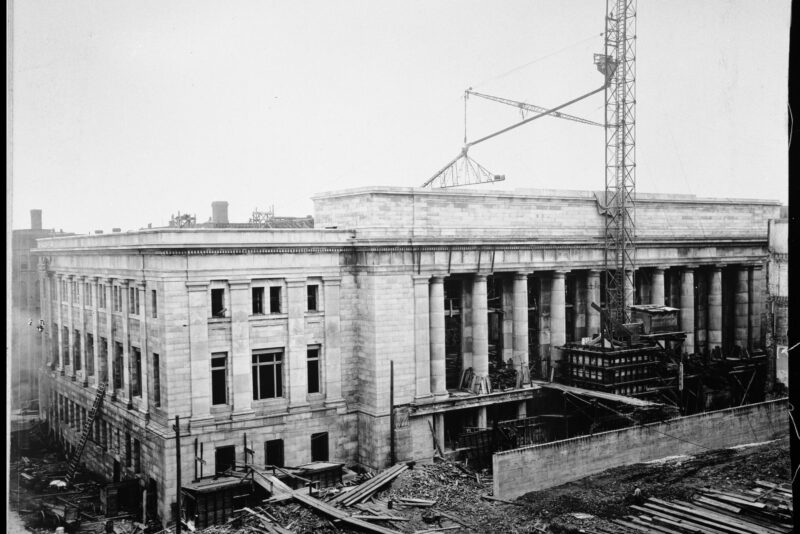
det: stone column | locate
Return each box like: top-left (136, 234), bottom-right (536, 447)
top-left (433, 413), bottom-right (445, 452)
top-left (680, 268), bottom-right (695, 355)
top-left (624, 269), bottom-right (635, 311)
top-left (550, 271), bottom-right (567, 374)
top-left (286, 278), bottom-right (308, 410)
top-left (695, 271), bottom-right (707, 355)
top-left (429, 276), bottom-right (448, 398)
top-left (186, 281), bottom-right (211, 419)
top-left (572, 274), bottom-right (586, 342)
top-left (512, 272), bottom-right (530, 385)
top-left (56, 274), bottom-right (64, 373)
top-left (229, 280), bottom-right (254, 414)
top-left (586, 270), bottom-right (601, 338)
top-left (412, 275), bottom-right (432, 401)
top-left (471, 275), bottom-right (489, 388)
top-left (120, 280), bottom-right (132, 408)
top-left (67, 275), bottom-right (76, 380)
top-left (323, 276), bottom-right (344, 405)
top-left (651, 268), bottom-right (665, 306)
top-left (749, 265), bottom-right (763, 351)
top-left (79, 276), bottom-right (87, 386)
top-left (90, 277), bottom-right (101, 388)
top-left (708, 267), bottom-right (723, 350)
top-left (735, 267), bottom-right (749, 349)
top-left (137, 282), bottom-right (150, 414)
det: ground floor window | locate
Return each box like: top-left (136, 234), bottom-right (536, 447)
top-left (215, 445), bottom-right (236, 473)
top-left (311, 432), bottom-right (329, 462)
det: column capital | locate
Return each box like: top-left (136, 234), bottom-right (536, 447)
top-left (473, 273), bottom-right (488, 282)
top-left (588, 268), bottom-right (603, 274)
top-left (681, 265), bottom-right (699, 272)
top-left (88, 276), bottom-right (99, 283)
top-left (412, 274), bottom-right (431, 283)
top-left (712, 264), bottom-right (726, 271)
top-left (429, 274), bottom-right (446, 284)
top-left (119, 279), bottom-right (130, 288)
top-left (749, 264), bottom-right (764, 272)
top-left (552, 270), bottom-right (568, 279)
top-left (322, 275), bottom-right (342, 285)
top-left (285, 277), bottom-right (307, 287)
top-left (136, 280), bottom-right (147, 290)
top-left (514, 271), bottom-right (532, 280)
top-left (228, 279), bottom-right (252, 289)
top-left (99, 277), bottom-right (113, 285)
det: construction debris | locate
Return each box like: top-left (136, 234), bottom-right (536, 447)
top-left (328, 463), bottom-right (410, 507)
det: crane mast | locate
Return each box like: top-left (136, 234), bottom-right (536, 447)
top-left (596, 0), bottom-right (637, 334)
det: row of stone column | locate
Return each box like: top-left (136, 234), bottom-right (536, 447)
top-left (650, 264), bottom-right (762, 354)
top-left (43, 273), bottom-right (150, 413)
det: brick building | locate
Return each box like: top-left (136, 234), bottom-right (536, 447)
top-left (34, 187), bottom-right (779, 524)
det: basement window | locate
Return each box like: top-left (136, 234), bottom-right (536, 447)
top-left (265, 439), bottom-right (284, 468)
top-left (307, 284), bottom-right (319, 311)
top-left (252, 287), bottom-right (265, 315)
top-left (269, 287), bottom-right (282, 314)
top-left (310, 432), bottom-right (329, 462)
top-left (211, 288), bottom-right (226, 318)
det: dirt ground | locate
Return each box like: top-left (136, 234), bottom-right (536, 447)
top-left (11, 437), bottom-right (790, 534)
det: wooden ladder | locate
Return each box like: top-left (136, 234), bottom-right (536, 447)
top-left (65, 382), bottom-right (107, 486)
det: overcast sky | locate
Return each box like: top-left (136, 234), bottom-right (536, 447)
top-left (9, 0), bottom-right (790, 233)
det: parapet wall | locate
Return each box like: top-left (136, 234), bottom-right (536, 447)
top-left (313, 187), bottom-right (781, 241)
top-left (492, 399), bottom-right (787, 500)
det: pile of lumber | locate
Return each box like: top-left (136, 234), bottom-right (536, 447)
top-left (328, 463), bottom-right (410, 507)
top-left (613, 482), bottom-right (792, 534)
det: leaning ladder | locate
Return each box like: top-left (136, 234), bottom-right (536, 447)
top-left (65, 382), bottom-right (107, 486)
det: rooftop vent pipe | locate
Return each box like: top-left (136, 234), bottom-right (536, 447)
top-left (212, 201), bottom-right (229, 224)
top-left (30, 209), bottom-right (42, 230)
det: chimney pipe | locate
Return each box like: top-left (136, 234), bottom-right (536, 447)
top-left (211, 201), bottom-right (229, 224)
top-left (30, 209), bottom-right (42, 230)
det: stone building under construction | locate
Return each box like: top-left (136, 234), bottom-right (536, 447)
top-left (33, 186), bottom-right (780, 524)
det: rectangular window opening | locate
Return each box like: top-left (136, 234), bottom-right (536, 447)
top-left (307, 285), bottom-right (318, 312)
top-left (151, 289), bottom-right (158, 318)
top-left (211, 353), bottom-right (228, 405)
top-left (132, 348), bottom-right (142, 397)
top-left (265, 439), bottom-right (284, 468)
top-left (307, 347), bottom-right (321, 394)
top-left (252, 349), bottom-right (283, 400)
top-left (153, 353), bottom-right (161, 407)
top-left (269, 287), bottom-right (281, 314)
top-left (252, 287), bottom-right (264, 315)
top-left (211, 288), bottom-right (226, 318)
top-left (311, 432), bottom-right (329, 462)
top-left (215, 445), bottom-right (236, 474)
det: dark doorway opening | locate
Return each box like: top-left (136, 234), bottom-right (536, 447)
top-left (215, 445), bottom-right (236, 474)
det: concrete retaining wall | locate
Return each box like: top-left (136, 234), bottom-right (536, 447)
top-left (492, 399), bottom-right (787, 500)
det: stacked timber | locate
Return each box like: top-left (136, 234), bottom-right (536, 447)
top-left (614, 484), bottom-right (792, 534)
top-left (329, 463), bottom-right (410, 507)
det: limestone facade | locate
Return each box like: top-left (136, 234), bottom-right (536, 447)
top-left (34, 187), bottom-right (779, 524)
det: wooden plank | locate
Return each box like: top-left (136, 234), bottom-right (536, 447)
top-left (292, 491), bottom-right (403, 534)
top-left (631, 505), bottom-right (729, 534)
top-left (665, 500), bottom-right (787, 534)
top-left (612, 518), bottom-right (673, 534)
top-left (641, 502), bottom-right (756, 534)
top-left (692, 495), bottom-right (742, 514)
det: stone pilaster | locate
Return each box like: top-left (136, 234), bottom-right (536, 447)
top-left (67, 275), bottom-right (76, 379)
top-left (104, 279), bottom-right (114, 392)
top-left (56, 274), bottom-right (64, 372)
top-left (680, 268), bottom-right (695, 355)
top-left (695, 271), bottom-right (707, 354)
top-left (323, 276), bottom-right (344, 405)
top-left (286, 278), bottom-right (308, 410)
top-left (186, 281), bottom-right (211, 420)
top-left (79, 276), bottom-right (87, 386)
top-left (412, 275), bottom-right (432, 401)
top-left (120, 279), bottom-right (131, 407)
top-left (428, 276), bottom-right (448, 399)
top-left (137, 281), bottom-right (150, 415)
top-left (735, 267), bottom-right (749, 349)
top-left (708, 267), bottom-right (723, 349)
top-left (512, 272), bottom-right (530, 385)
top-left (90, 277), bottom-right (101, 387)
top-left (229, 280), bottom-right (254, 414)
top-left (749, 265), bottom-right (763, 351)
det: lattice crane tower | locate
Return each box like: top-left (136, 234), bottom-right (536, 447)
top-left (595, 0), bottom-right (637, 331)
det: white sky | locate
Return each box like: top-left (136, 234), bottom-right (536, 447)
top-left (9, 0), bottom-right (790, 233)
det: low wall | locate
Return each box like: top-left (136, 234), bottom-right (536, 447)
top-left (493, 399), bottom-right (787, 500)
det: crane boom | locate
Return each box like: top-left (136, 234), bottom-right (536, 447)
top-left (466, 90), bottom-right (603, 127)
